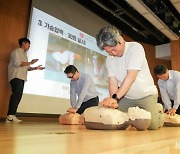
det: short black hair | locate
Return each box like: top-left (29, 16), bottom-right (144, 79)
top-left (18, 38), bottom-right (30, 47)
top-left (154, 65), bottom-right (168, 75)
top-left (64, 65), bottom-right (78, 74)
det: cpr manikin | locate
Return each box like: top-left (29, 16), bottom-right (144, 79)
top-left (59, 105), bottom-right (180, 129)
top-left (83, 106), bottom-right (152, 131)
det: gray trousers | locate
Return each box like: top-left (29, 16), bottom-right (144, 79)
top-left (118, 95), bottom-right (164, 130)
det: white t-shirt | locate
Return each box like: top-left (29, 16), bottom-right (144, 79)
top-left (106, 42), bottom-right (157, 99)
top-left (52, 50), bottom-right (75, 65)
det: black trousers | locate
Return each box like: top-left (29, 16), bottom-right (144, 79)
top-left (7, 78), bottom-right (24, 115)
top-left (172, 100), bottom-right (180, 115)
top-left (76, 96), bottom-right (99, 115)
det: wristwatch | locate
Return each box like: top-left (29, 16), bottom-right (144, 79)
top-left (112, 93), bottom-right (119, 102)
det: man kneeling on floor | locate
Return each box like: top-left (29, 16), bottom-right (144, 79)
top-left (59, 65), bottom-right (99, 125)
top-left (95, 25), bottom-right (164, 130)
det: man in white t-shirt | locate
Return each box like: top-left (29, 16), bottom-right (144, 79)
top-left (52, 50), bottom-right (75, 71)
top-left (96, 26), bottom-right (164, 130)
top-left (52, 50), bottom-right (75, 65)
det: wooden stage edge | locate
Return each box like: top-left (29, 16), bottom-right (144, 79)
top-left (0, 122), bottom-right (180, 154)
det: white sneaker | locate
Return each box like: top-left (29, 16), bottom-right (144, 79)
top-left (6, 115), bottom-right (22, 123)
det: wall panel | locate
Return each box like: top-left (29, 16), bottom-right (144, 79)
top-left (171, 39), bottom-right (180, 71)
top-left (0, 0), bottom-right (31, 118)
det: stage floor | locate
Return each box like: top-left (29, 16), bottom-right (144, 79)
top-left (0, 122), bottom-right (180, 154)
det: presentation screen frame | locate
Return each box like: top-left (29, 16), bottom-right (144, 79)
top-left (18, 7), bottom-right (109, 114)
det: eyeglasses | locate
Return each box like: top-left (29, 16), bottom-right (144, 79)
top-left (67, 72), bottom-right (75, 79)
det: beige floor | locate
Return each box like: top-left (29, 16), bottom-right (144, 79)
top-left (0, 122), bottom-right (180, 154)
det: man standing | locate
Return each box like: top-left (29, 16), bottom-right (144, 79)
top-left (154, 65), bottom-right (180, 116)
top-left (6, 38), bottom-right (45, 123)
top-left (96, 26), bottom-right (164, 130)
